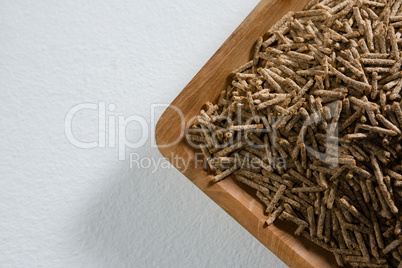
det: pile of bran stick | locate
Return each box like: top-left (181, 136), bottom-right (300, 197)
top-left (188, 0), bottom-right (402, 267)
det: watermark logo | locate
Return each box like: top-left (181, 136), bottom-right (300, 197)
top-left (64, 102), bottom-right (186, 160)
top-left (65, 101), bottom-right (340, 168)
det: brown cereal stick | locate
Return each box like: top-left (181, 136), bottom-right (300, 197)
top-left (308, 44), bottom-right (326, 63)
top-left (339, 109), bottom-right (364, 132)
top-left (231, 60), bottom-right (253, 75)
top-left (236, 73), bottom-right (257, 80)
top-left (280, 194), bottom-right (302, 210)
top-left (371, 71), bottom-right (379, 100)
top-left (376, 24), bottom-right (387, 54)
top-left (363, 53), bottom-right (391, 59)
top-left (330, 0), bottom-right (350, 14)
top-left (262, 134), bottom-right (274, 166)
top-left (257, 96), bottom-right (287, 110)
top-left (395, 219), bottom-right (402, 235)
top-left (383, 239), bottom-right (402, 255)
top-left (253, 37), bottom-right (263, 67)
top-left (389, 26), bottom-right (400, 61)
top-left (355, 231), bottom-right (371, 262)
top-left (229, 124), bottom-right (264, 131)
top-left (337, 55), bottom-right (365, 77)
top-left (317, 204), bottom-right (327, 239)
top-left (339, 197), bottom-right (371, 226)
top-left (382, 78), bottom-right (401, 91)
top-left (391, 57), bottom-right (402, 74)
top-left (279, 65), bottom-right (307, 85)
top-left (361, 141), bottom-right (391, 164)
top-left (329, 65), bottom-right (371, 92)
top-left (334, 208), bottom-right (355, 249)
top-left (287, 50), bottom-right (315, 61)
top-left (296, 67), bottom-right (324, 77)
top-left (356, 123), bottom-right (398, 136)
top-left (289, 29), bottom-right (304, 43)
top-left (392, 0), bottom-right (402, 16)
top-left (361, 0), bottom-right (385, 8)
top-left (300, 143), bottom-right (307, 170)
top-left (309, 164), bottom-right (333, 176)
top-left (353, 6), bottom-right (366, 35)
top-left (359, 178), bottom-right (371, 204)
top-left (266, 68), bottom-right (287, 84)
top-left (291, 186), bottom-right (325, 193)
top-left (384, 168), bottom-right (402, 181)
top-left (382, 225), bottom-right (395, 239)
top-left (370, 210), bottom-right (385, 250)
top-left (307, 126), bottom-right (319, 153)
top-left (283, 189), bottom-right (312, 208)
top-left (375, 186), bottom-right (393, 220)
top-left (293, 79), bottom-right (314, 104)
top-left (361, 58), bottom-right (396, 65)
top-left (307, 205), bottom-right (317, 238)
top-left (275, 31), bottom-right (293, 45)
top-left (369, 234), bottom-right (380, 259)
top-left (365, 18), bottom-right (375, 51)
top-left (304, 0), bottom-right (321, 11)
top-left (350, 96), bottom-right (380, 111)
top-left (246, 92), bottom-right (259, 123)
top-left (351, 143), bottom-right (369, 161)
top-left (364, 4), bottom-right (379, 19)
top-left (391, 16), bottom-right (402, 22)
top-left (266, 185), bottom-right (287, 213)
top-left (200, 145), bottom-right (216, 171)
top-left (279, 211), bottom-right (309, 234)
top-left (327, 179), bottom-right (340, 210)
top-left (186, 134), bottom-right (206, 144)
top-left (313, 192), bottom-right (321, 215)
top-left (358, 38), bottom-right (370, 54)
top-left (215, 140), bottom-right (246, 157)
top-left (260, 170), bottom-right (289, 187)
top-left (389, 79), bottom-right (402, 100)
top-left (265, 205), bottom-right (285, 225)
top-left (325, 26), bottom-right (349, 42)
top-left (288, 168), bottom-right (315, 187)
top-left (365, 67), bottom-right (394, 73)
top-left (284, 78), bottom-right (302, 94)
top-left (235, 175), bottom-right (270, 195)
top-left (256, 191), bottom-right (271, 207)
top-left (323, 209), bottom-right (331, 243)
top-left (213, 163), bottom-right (240, 182)
top-left (341, 143), bottom-right (365, 161)
top-left (376, 113), bottom-right (402, 134)
top-left (392, 20), bottom-right (402, 28)
top-left (257, 68), bottom-right (285, 94)
top-left (267, 12), bottom-right (294, 36)
top-left (262, 33), bottom-right (280, 49)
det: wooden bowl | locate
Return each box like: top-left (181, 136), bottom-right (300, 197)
top-left (155, 0), bottom-right (338, 267)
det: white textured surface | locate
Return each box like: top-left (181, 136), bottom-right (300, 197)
top-left (0, 1), bottom-right (287, 267)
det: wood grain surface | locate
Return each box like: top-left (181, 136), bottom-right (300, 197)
top-left (155, 0), bottom-right (338, 267)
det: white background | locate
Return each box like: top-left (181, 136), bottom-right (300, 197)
top-left (1, 1), bottom-right (287, 267)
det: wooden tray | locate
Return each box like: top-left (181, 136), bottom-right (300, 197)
top-left (155, 0), bottom-right (338, 267)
